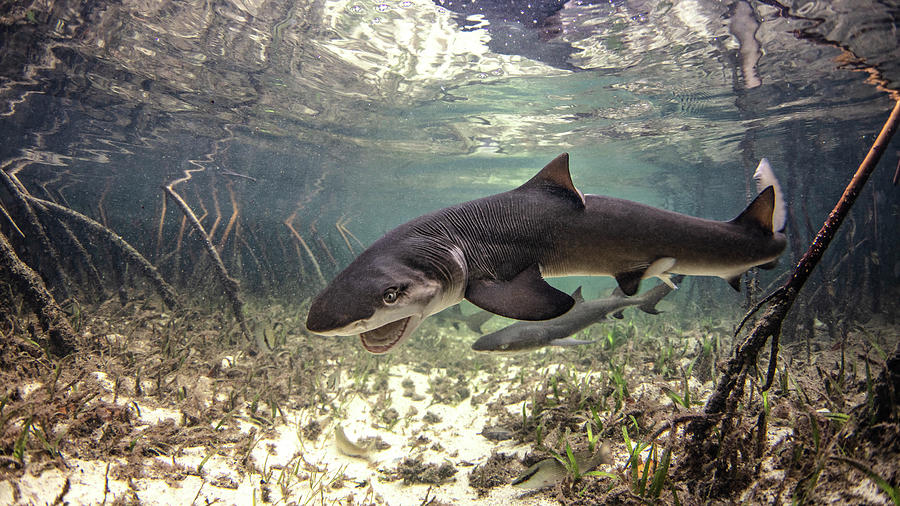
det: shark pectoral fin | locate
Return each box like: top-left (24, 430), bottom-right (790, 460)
top-left (550, 337), bottom-right (594, 347)
top-left (725, 274), bottom-right (742, 291)
top-left (465, 264), bottom-right (574, 320)
top-left (731, 186), bottom-right (775, 233)
top-left (614, 269), bottom-right (645, 296)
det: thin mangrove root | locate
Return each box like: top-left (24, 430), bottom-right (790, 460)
top-left (335, 215), bottom-right (354, 254)
top-left (0, 228), bottom-right (75, 356)
top-left (208, 176), bottom-right (222, 242)
top-left (97, 177), bottom-right (112, 227)
top-left (310, 218), bottom-right (337, 267)
top-left (52, 218), bottom-right (106, 300)
top-left (733, 286), bottom-right (785, 338)
top-left (163, 182), bottom-right (252, 344)
top-left (284, 209), bottom-right (326, 285)
top-left (176, 215), bottom-right (187, 252)
top-left (341, 222), bottom-right (366, 249)
top-left (0, 164), bottom-right (72, 298)
top-left (690, 99), bottom-right (900, 438)
top-left (0, 202), bottom-right (24, 238)
top-left (218, 180), bottom-right (239, 252)
top-left (29, 195), bottom-right (181, 310)
top-left (155, 190), bottom-right (167, 260)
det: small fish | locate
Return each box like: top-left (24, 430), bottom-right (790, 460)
top-left (334, 424), bottom-right (372, 458)
top-left (512, 444), bottom-right (611, 489)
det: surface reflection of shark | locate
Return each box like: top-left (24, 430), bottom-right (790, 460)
top-left (471, 278), bottom-right (679, 353)
top-left (433, 0), bottom-right (586, 69)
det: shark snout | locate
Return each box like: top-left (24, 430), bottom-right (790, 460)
top-left (305, 296), bottom-right (374, 335)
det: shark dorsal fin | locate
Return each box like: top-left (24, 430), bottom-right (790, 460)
top-left (731, 186), bottom-right (775, 233)
top-left (571, 286), bottom-right (584, 303)
top-left (521, 153), bottom-right (586, 207)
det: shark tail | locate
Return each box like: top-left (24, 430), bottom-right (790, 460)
top-left (752, 158), bottom-right (787, 233)
top-left (464, 310), bottom-right (494, 334)
top-left (635, 275), bottom-right (682, 314)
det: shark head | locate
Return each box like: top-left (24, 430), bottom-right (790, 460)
top-left (306, 239), bottom-right (466, 354)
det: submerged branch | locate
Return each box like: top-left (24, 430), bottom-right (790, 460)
top-left (0, 228), bottom-right (75, 356)
top-left (28, 196), bottom-right (181, 310)
top-left (163, 181), bottom-right (253, 345)
top-left (691, 99), bottom-right (900, 437)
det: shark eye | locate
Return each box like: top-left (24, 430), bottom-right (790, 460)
top-left (382, 287), bottom-right (400, 304)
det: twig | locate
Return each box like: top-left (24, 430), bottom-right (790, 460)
top-left (691, 100), bottom-right (900, 438)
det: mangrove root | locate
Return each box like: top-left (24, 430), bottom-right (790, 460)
top-left (689, 99), bottom-right (900, 438)
top-left (163, 183), bottom-right (253, 345)
top-left (0, 228), bottom-right (76, 356)
top-left (28, 195), bottom-right (181, 311)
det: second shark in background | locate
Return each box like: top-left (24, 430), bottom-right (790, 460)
top-left (471, 277), bottom-right (682, 353)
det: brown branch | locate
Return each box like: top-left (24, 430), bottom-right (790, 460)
top-left (690, 99), bottom-right (900, 437)
top-left (0, 228), bottom-right (75, 356)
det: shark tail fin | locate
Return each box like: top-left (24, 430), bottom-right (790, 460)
top-left (464, 310), bottom-right (494, 334)
top-left (752, 158), bottom-right (787, 233)
top-left (635, 275), bottom-right (683, 314)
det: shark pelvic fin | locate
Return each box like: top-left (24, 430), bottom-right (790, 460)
top-left (465, 264), bottom-right (575, 320)
top-left (521, 153), bottom-right (586, 207)
top-left (731, 186), bottom-right (775, 234)
top-left (614, 269), bottom-right (645, 296)
top-left (725, 274), bottom-right (742, 291)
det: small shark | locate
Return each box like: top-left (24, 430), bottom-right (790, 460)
top-left (471, 278), bottom-right (679, 353)
top-left (306, 153), bottom-right (786, 354)
top-left (434, 304), bottom-right (494, 334)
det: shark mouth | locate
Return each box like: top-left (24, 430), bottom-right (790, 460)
top-left (360, 316), bottom-right (418, 354)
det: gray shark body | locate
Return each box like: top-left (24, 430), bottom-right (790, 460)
top-left (306, 153), bottom-right (787, 354)
top-left (471, 280), bottom-right (678, 353)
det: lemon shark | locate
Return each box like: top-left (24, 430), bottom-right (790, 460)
top-left (306, 153), bottom-right (786, 354)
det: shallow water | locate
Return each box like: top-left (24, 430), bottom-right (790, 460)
top-left (1, 0), bottom-right (899, 504)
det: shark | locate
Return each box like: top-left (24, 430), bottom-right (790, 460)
top-left (306, 153), bottom-right (787, 354)
top-left (471, 278), bottom-right (680, 353)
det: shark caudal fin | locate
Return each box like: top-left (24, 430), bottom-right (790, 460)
top-left (731, 158), bottom-right (786, 235)
top-left (753, 158), bottom-right (786, 232)
top-left (635, 275), bottom-right (683, 315)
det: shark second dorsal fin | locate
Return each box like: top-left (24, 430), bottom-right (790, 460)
top-left (571, 286), bottom-right (584, 303)
top-left (731, 186), bottom-right (775, 233)
top-left (465, 264), bottom-right (575, 321)
top-left (521, 153), bottom-right (586, 207)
